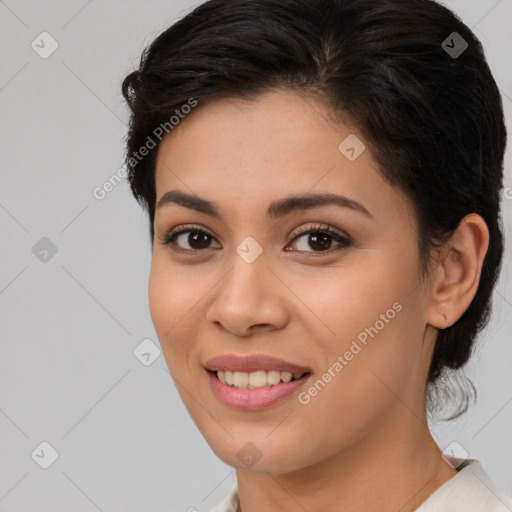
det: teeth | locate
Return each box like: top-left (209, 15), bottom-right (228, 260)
top-left (233, 371), bottom-right (249, 387)
top-left (267, 370), bottom-right (281, 385)
top-left (249, 370), bottom-right (267, 388)
top-left (215, 370), bottom-right (305, 388)
top-left (281, 371), bottom-right (292, 383)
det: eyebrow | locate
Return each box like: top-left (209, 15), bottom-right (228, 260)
top-left (156, 189), bottom-right (373, 220)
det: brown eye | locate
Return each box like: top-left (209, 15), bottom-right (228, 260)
top-left (177, 230), bottom-right (213, 250)
top-left (159, 225), bottom-right (221, 253)
top-left (287, 225), bottom-right (352, 254)
top-left (158, 223), bottom-right (351, 255)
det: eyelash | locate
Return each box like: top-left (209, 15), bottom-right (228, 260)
top-left (157, 223), bottom-right (352, 256)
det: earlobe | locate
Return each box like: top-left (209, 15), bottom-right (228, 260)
top-left (427, 214), bottom-right (489, 330)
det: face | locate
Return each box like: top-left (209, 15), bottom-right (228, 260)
top-left (150, 90), bottom-right (436, 474)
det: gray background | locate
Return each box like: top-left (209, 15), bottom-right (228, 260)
top-left (0, 1), bottom-right (511, 511)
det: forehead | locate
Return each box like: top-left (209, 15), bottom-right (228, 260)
top-left (153, 90), bottom-right (412, 226)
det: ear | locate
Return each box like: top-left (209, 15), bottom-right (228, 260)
top-left (427, 213), bottom-right (489, 329)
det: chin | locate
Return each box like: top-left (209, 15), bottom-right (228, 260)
top-left (197, 425), bottom-right (320, 474)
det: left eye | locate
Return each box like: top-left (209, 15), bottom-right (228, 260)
top-left (287, 226), bottom-right (352, 253)
top-left (158, 224), bottom-right (351, 254)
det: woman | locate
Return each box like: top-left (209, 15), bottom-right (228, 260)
top-left (121, 0), bottom-right (511, 510)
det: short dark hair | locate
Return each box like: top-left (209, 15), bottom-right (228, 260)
top-left (121, 0), bottom-right (507, 419)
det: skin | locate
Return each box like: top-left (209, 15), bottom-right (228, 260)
top-left (149, 90), bottom-right (489, 512)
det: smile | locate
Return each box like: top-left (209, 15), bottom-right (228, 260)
top-left (214, 369), bottom-right (306, 388)
top-left (206, 369), bottom-right (311, 410)
top-left (204, 353), bottom-right (312, 409)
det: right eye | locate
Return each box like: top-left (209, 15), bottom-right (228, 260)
top-left (158, 225), bottom-right (221, 254)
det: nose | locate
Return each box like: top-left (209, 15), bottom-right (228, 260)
top-left (206, 251), bottom-right (290, 338)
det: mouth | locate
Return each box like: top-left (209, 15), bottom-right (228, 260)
top-left (207, 369), bottom-right (311, 389)
top-left (204, 353), bottom-right (312, 409)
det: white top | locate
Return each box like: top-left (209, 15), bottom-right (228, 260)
top-left (209, 456), bottom-right (512, 512)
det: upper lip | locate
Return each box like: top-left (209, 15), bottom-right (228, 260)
top-left (204, 354), bottom-right (311, 374)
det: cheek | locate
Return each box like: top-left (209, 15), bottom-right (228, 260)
top-left (295, 255), bottom-right (425, 408)
top-left (290, 257), bottom-right (408, 350)
top-left (148, 258), bottom-right (172, 338)
top-left (148, 256), bottom-right (199, 365)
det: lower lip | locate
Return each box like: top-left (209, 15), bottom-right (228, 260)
top-left (206, 370), bottom-right (311, 410)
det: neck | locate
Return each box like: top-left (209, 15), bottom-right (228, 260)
top-left (235, 408), bottom-right (458, 512)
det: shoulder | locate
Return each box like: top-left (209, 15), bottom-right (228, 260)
top-left (207, 458), bottom-right (512, 512)
top-left (416, 457), bottom-right (512, 512)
